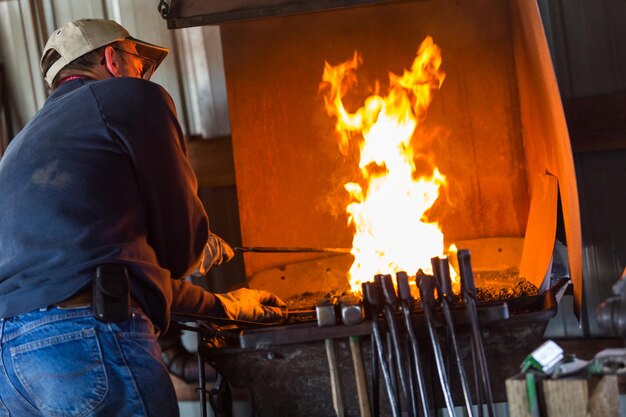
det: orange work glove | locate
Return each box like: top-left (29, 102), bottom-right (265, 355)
top-left (200, 232), bottom-right (235, 274)
top-left (214, 288), bottom-right (288, 323)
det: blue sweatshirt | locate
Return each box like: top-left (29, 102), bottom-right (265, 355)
top-left (0, 77), bottom-right (222, 330)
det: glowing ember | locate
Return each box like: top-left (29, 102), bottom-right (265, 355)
top-left (321, 36), bottom-right (454, 293)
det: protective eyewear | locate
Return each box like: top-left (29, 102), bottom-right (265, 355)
top-left (113, 47), bottom-right (158, 80)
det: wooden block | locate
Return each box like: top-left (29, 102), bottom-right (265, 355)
top-left (506, 376), bottom-right (533, 417)
top-left (506, 374), bottom-right (619, 417)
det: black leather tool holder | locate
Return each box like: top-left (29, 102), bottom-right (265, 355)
top-left (93, 264), bottom-right (130, 323)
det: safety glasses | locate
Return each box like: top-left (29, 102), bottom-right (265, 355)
top-left (113, 47), bottom-right (158, 80)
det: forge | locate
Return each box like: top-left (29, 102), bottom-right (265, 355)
top-left (165, 0), bottom-right (583, 415)
top-left (212, 0), bottom-right (581, 308)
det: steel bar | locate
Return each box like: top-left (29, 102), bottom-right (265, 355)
top-left (363, 282), bottom-right (400, 417)
top-left (379, 274), bottom-right (417, 417)
top-left (171, 311), bottom-right (278, 327)
top-left (458, 250), bottom-right (496, 417)
top-left (470, 340), bottom-right (484, 417)
top-left (416, 273), bottom-right (457, 417)
top-left (386, 333), bottom-right (398, 400)
top-left (396, 271), bottom-right (432, 417)
top-left (431, 257), bottom-right (475, 417)
top-left (371, 332), bottom-right (380, 417)
top-left (403, 339), bottom-right (419, 417)
top-left (198, 338), bottom-right (208, 417)
top-left (234, 246), bottom-right (351, 254)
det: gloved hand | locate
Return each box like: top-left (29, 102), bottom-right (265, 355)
top-left (214, 288), bottom-right (288, 323)
top-left (200, 232), bottom-right (235, 273)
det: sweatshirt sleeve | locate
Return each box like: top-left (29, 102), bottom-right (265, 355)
top-left (170, 279), bottom-right (226, 317)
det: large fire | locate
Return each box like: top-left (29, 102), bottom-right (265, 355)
top-left (321, 36), bottom-right (454, 293)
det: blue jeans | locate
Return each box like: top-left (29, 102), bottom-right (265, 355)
top-left (0, 306), bottom-right (179, 417)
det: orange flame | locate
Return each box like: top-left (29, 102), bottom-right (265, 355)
top-left (321, 36), bottom-right (454, 293)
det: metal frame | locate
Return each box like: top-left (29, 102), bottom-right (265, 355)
top-left (165, 0), bottom-right (420, 28)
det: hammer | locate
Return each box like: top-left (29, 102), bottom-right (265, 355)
top-left (316, 298), bottom-right (346, 417)
top-left (340, 295), bottom-right (372, 417)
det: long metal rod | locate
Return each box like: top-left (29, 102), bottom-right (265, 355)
top-left (400, 299), bottom-right (432, 417)
top-left (431, 257), bottom-right (475, 417)
top-left (440, 300), bottom-right (476, 417)
top-left (383, 304), bottom-right (415, 417)
top-left (458, 249), bottom-right (495, 417)
top-left (371, 333), bottom-right (380, 417)
top-left (378, 272), bottom-right (416, 417)
top-left (371, 320), bottom-right (401, 417)
top-left (234, 246), bottom-right (351, 254)
top-left (468, 300), bottom-right (495, 417)
top-left (422, 304), bottom-right (456, 416)
top-left (417, 274), bottom-right (456, 417)
top-left (470, 340), bottom-right (484, 417)
top-left (396, 271), bottom-right (431, 417)
top-left (363, 281), bottom-right (400, 417)
top-left (198, 336), bottom-right (208, 417)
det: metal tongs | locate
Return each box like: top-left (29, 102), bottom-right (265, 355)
top-left (431, 257), bottom-right (475, 417)
top-left (457, 250), bottom-right (496, 417)
top-left (171, 311), bottom-right (282, 328)
top-left (234, 246), bottom-right (351, 254)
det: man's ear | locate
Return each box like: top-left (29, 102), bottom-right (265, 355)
top-left (104, 45), bottom-right (121, 77)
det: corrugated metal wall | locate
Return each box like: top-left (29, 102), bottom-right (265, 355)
top-left (574, 149), bottom-right (626, 335)
top-left (0, 0), bottom-right (47, 137)
top-left (538, 0), bottom-right (626, 336)
top-left (538, 0), bottom-right (626, 100)
top-left (0, 0), bottom-right (230, 140)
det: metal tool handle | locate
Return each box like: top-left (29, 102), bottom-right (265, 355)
top-left (396, 271), bottom-right (412, 303)
top-left (431, 257), bottom-right (454, 304)
top-left (457, 249), bottom-right (477, 300)
top-left (364, 279), bottom-right (384, 314)
top-left (381, 274), bottom-right (399, 305)
top-left (234, 246), bottom-right (351, 254)
top-left (416, 273), bottom-right (437, 304)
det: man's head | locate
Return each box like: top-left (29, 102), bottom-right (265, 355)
top-left (40, 19), bottom-right (169, 89)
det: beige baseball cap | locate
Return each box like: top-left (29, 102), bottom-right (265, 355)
top-left (41, 18), bottom-right (169, 85)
